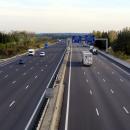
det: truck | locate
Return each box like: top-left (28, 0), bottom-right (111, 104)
top-left (28, 49), bottom-right (35, 56)
top-left (82, 51), bottom-right (93, 66)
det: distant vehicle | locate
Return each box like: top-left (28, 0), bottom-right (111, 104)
top-left (40, 51), bottom-right (45, 57)
top-left (82, 41), bottom-right (87, 47)
top-left (44, 43), bottom-right (49, 49)
top-left (92, 48), bottom-right (98, 55)
top-left (82, 51), bottom-right (93, 66)
top-left (18, 59), bottom-right (25, 64)
top-left (89, 47), bottom-right (98, 55)
top-left (28, 49), bottom-right (35, 56)
top-left (89, 45), bottom-right (94, 50)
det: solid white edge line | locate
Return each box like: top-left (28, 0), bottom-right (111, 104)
top-left (65, 46), bottom-right (72, 130)
top-left (24, 48), bottom-right (66, 130)
top-left (111, 63), bottom-right (130, 76)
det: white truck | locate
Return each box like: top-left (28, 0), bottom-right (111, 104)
top-left (28, 49), bottom-right (35, 56)
top-left (82, 51), bottom-right (93, 66)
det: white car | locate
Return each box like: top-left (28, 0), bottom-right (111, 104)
top-left (28, 49), bottom-right (35, 56)
top-left (40, 52), bottom-right (45, 57)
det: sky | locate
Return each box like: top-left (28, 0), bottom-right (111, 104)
top-left (0, 0), bottom-right (130, 33)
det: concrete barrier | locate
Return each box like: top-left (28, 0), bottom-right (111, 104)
top-left (98, 50), bottom-right (130, 73)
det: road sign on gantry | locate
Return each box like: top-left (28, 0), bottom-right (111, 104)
top-left (85, 34), bottom-right (95, 45)
top-left (72, 36), bottom-right (82, 43)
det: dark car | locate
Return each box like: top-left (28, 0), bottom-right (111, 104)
top-left (89, 48), bottom-right (98, 55)
top-left (92, 48), bottom-right (98, 55)
top-left (18, 59), bottom-right (25, 64)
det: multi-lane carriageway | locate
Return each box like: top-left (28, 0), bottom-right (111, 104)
top-left (0, 43), bottom-right (66, 130)
top-left (59, 44), bottom-right (130, 130)
top-left (0, 42), bottom-right (130, 130)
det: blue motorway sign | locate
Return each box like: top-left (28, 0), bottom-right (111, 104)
top-left (72, 36), bottom-right (82, 43)
top-left (85, 34), bottom-right (95, 44)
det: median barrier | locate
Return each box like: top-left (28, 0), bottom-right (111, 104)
top-left (37, 48), bottom-right (69, 130)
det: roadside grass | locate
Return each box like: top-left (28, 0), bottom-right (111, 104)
top-left (108, 47), bottom-right (130, 64)
top-left (0, 41), bottom-right (56, 60)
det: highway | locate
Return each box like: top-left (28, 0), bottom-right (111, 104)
top-left (59, 44), bottom-right (130, 130)
top-left (0, 43), bottom-right (66, 130)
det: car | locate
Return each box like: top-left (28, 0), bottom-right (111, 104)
top-left (89, 46), bottom-right (98, 55)
top-left (40, 52), bottom-right (45, 57)
top-left (89, 45), bottom-right (94, 50)
top-left (18, 59), bottom-right (25, 64)
top-left (92, 48), bottom-right (98, 55)
top-left (28, 49), bottom-right (35, 56)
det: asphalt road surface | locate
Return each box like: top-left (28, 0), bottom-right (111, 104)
top-left (0, 43), bottom-right (66, 130)
top-left (59, 44), bottom-right (130, 130)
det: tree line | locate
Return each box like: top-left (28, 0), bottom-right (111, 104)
top-left (0, 31), bottom-right (47, 58)
top-left (93, 27), bottom-right (130, 55)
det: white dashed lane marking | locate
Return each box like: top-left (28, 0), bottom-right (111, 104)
top-left (96, 108), bottom-right (100, 116)
top-left (103, 79), bottom-right (106, 82)
top-left (35, 75), bottom-right (38, 79)
top-left (30, 67), bottom-right (34, 70)
top-left (90, 90), bottom-right (93, 95)
top-left (112, 71), bottom-right (114, 74)
top-left (86, 79), bottom-right (88, 83)
top-left (110, 89), bottom-right (114, 94)
top-left (12, 81), bottom-right (16, 84)
top-left (120, 79), bottom-right (124, 82)
top-left (25, 85), bottom-right (29, 89)
top-left (23, 73), bottom-right (27, 76)
top-left (97, 72), bottom-right (100, 75)
top-left (16, 68), bottom-right (19, 71)
top-left (9, 101), bottom-right (15, 108)
top-left (4, 75), bottom-right (8, 78)
top-left (123, 106), bottom-right (129, 114)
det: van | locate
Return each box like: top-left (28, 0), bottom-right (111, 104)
top-left (28, 49), bottom-right (35, 56)
top-left (82, 51), bottom-right (93, 66)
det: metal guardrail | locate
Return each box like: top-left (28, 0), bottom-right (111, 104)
top-left (98, 50), bottom-right (130, 73)
top-left (24, 48), bottom-right (67, 130)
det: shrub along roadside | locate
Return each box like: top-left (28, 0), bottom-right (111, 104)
top-left (0, 31), bottom-right (56, 59)
top-left (93, 27), bottom-right (130, 62)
